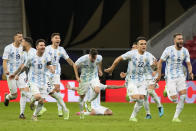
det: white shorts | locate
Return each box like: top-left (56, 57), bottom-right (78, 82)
top-left (166, 77), bottom-right (187, 97)
top-left (127, 81), bottom-right (147, 96)
top-left (50, 74), bottom-right (60, 85)
top-left (29, 83), bottom-right (48, 98)
top-left (93, 106), bottom-right (109, 115)
top-left (6, 74), bottom-right (27, 94)
top-left (78, 79), bottom-right (100, 95)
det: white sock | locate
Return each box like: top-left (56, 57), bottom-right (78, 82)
top-left (173, 94), bottom-right (186, 119)
top-left (149, 90), bottom-right (162, 107)
top-left (6, 93), bottom-right (17, 100)
top-left (143, 95), bottom-right (150, 114)
top-left (130, 99), bottom-right (144, 118)
top-left (56, 92), bottom-right (63, 111)
top-left (79, 97), bottom-right (84, 113)
top-left (33, 102), bottom-right (43, 116)
top-left (52, 92), bottom-right (68, 112)
top-left (20, 91), bottom-right (27, 114)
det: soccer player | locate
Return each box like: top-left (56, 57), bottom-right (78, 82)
top-left (67, 83), bottom-right (124, 115)
top-left (2, 32), bottom-right (28, 119)
top-left (105, 37), bottom-right (156, 122)
top-left (75, 48), bottom-right (103, 119)
top-left (45, 33), bottom-right (79, 117)
top-left (156, 33), bottom-right (194, 122)
top-left (9, 37), bottom-right (36, 119)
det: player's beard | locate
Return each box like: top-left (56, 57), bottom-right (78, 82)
top-left (176, 42), bottom-right (183, 49)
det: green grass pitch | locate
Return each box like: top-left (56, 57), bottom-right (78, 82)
top-left (0, 102), bottom-right (196, 131)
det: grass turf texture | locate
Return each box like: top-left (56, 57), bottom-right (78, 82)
top-left (0, 102), bottom-right (196, 131)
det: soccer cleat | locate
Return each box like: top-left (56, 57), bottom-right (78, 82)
top-left (145, 114), bottom-right (152, 119)
top-left (32, 115), bottom-right (38, 121)
top-left (85, 101), bottom-right (92, 112)
top-left (64, 109), bottom-right (70, 120)
top-left (129, 117), bottom-right (138, 122)
top-left (172, 118), bottom-right (181, 122)
top-left (80, 112), bottom-right (84, 119)
top-left (163, 87), bottom-right (167, 97)
top-left (38, 107), bottom-right (47, 117)
top-left (19, 113), bottom-right (26, 119)
top-left (58, 110), bottom-right (63, 117)
top-left (158, 107), bottom-right (164, 117)
top-left (4, 94), bottom-right (9, 106)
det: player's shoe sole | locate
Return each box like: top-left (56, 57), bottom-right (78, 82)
top-left (4, 94), bottom-right (9, 106)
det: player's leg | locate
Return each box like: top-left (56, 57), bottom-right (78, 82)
top-left (4, 79), bottom-right (18, 106)
top-left (143, 94), bottom-right (151, 119)
top-left (148, 84), bottom-right (164, 117)
top-left (173, 77), bottom-right (187, 122)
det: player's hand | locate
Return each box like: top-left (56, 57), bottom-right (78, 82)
top-left (5, 70), bottom-right (9, 76)
top-left (189, 72), bottom-right (194, 80)
top-left (104, 67), bottom-right (113, 74)
top-left (120, 72), bottom-right (126, 78)
top-left (98, 71), bottom-right (103, 77)
top-left (9, 74), bottom-right (15, 80)
top-left (152, 71), bottom-right (157, 77)
top-left (15, 75), bottom-right (19, 80)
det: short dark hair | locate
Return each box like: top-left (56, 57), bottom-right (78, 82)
top-left (173, 33), bottom-right (182, 39)
top-left (23, 37), bottom-right (33, 46)
top-left (14, 32), bottom-right (22, 36)
top-left (35, 39), bottom-right (46, 46)
top-left (89, 48), bottom-right (98, 58)
top-left (136, 36), bottom-right (147, 43)
top-left (51, 33), bottom-right (60, 39)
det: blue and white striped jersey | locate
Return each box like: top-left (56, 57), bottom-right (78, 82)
top-left (160, 45), bottom-right (190, 79)
top-left (24, 52), bottom-right (52, 86)
top-left (121, 50), bottom-right (154, 83)
top-left (3, 43), bottom-right (24, 74)
top-left (45, 45), bottom-right (69, 75)
top-left (75, 54), bottom-right (102, 83)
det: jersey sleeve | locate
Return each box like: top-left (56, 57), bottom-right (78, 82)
top-left (96, 55), bottom-right (102, 64)
top-left (2, 46), bottom-right (9, 60)
top-left (61, 48), bottom-right (69, 60)
top-left (185, 48), bottom-right (190, 62)
top-left (160, 48), bottom-right (169, 61)
top-left (148, 53), bottom-right (156, 65)
top-left (75, 56), bottom-right (85, 67)
top-left (121, 51), bottom-right (132, 60)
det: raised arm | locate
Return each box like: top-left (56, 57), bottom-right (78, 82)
top-left (104, 56), bottom-right (123, 74)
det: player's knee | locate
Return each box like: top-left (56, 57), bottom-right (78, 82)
top-left (179, 90), bottom-right (186, 95)
top-left (90, 110), bottom-right (96, 115)
top-left (38, 98), bottom-right (44, 104)
top-left (131, 95), bottom-right (139, 100)
top-left (139, 95), bottom-right (145, 99)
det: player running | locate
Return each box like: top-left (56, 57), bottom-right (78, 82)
top-left (156, 33), bottom-right (194, 122)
